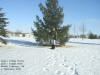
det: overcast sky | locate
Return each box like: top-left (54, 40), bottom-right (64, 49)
top-left (0, 0), bottom-right (100, 35)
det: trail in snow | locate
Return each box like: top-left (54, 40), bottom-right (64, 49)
top-left (42, 51), bottom-right (79, 75)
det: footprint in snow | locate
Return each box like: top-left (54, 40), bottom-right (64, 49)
top-left (43, 67), bottom-right (49, 72)
top-left (61, 72), bottom-right (66, 75)
top-left (55, 70), bottom-right (67, 75)
top-left (55, 70), bottom-right (61, 75)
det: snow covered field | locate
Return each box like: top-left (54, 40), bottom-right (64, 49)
top-left (0, 37), bottom-right (100, 75)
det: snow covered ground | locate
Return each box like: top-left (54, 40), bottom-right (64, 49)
top-left (0, 37), bottom-right (100, 75)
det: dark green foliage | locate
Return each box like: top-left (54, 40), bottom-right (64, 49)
top-left (0, 8), bottom-right (8, 44)
top-left (88, 32), bottom-right (97, 39)
top-left (56, 25), bottom-right (70, 45)
top-left (98, 36), bottom-right (100, 39)
top-left (0, 37), bottom-right (7, 44)
top-left (32, 0), bottom-right (70, 45)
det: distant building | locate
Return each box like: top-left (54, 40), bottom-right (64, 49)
top-left (8, 31), bottom-right (34, 38)
top-left (7, 31), bottom-right (15, 36)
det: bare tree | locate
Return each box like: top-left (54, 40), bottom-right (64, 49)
top-left (73, 25), bottom-right (79, 38)
top-left (74, 25), bottom-right (76, 38)
top-left (76, 25), bottom-right (79, 38)
top-left (80, 23), bottom-right (86, 40)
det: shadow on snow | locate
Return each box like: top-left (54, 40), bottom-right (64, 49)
top-left (5, 39), bottom-right (39, 47)
top-left (68, 41), bottom-right (100, 45)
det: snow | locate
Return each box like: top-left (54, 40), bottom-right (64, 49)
top-left (0, 37), bottom-right (100, 75)
top-left (69, 38), bottom-right (100, 44)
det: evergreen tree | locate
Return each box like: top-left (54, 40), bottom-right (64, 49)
top-left (32, 0), bottom-right (70, 46)
top-left (0, 8), bottom-right (8, 44)
top-left (88, 32), bottom-right (97, 39)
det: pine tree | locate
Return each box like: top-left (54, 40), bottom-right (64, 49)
top-left (88, 32), bottom-right (97, 39)
top-left (32, 0), bottom-right (70, 46)
top-left (0, 8), bottom-right (8, 44)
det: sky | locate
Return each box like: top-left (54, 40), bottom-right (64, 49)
top-left (0, 0), bottom-right (100, 35)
